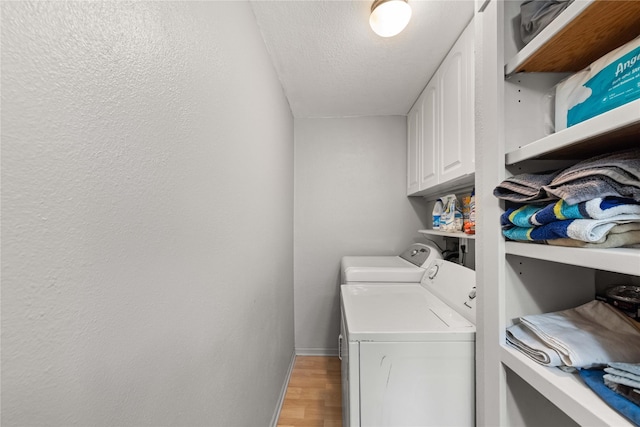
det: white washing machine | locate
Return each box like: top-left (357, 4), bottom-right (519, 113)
top-left (339, 259), bottom-right (476, 427)
top-left (341, 242), bottom-right (443, 285)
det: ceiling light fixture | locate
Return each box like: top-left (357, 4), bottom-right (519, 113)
top-left (369, 0), bottom-right (412, 38)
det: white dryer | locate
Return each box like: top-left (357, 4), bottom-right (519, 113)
top-left (339, 259), bottom-right (476, 427)
top-left (341, 242), bottom-right (442, 284)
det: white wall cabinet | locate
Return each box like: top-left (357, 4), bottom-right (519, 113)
top-left (476, 1), bottom-right (640, 426)
top-left (419, 81), bottom-right (439, 190)
top-left (407, 20), bottom-right (475, 198)
top-left (437, 25), bottom-right (475, 186)
top-left (407, 103), bottom-right (420, 195)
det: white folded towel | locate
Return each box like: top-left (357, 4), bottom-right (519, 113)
top-left (518, 300), bottom-right (640, 368)
top-left (506, 323), bottom-right (563, 366)
top-left (609, 362), bottom-right (640, 377)
top-left (548, 223), bottom-right (640, 248)
top-left (604, 363), bottom-right (640, 389)
top-left (603, 373), bottom-right (640, 389)
top-left (565, 215), bottom-right (640, 242)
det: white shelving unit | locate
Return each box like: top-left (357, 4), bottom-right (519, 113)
top-left (475, 1), bottom-right (640, 426)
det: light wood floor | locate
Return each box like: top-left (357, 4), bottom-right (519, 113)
top-left (277, 356), bottom-right (343, 427)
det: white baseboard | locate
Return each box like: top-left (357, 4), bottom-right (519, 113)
top-left (270, 350), bottom-right (296, 427)
top-left (295, 348), bottom-right (338, 357)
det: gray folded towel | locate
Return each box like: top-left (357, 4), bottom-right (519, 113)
top-left (545, 148), bottom-right (640, 204)
top-left (546, 175), bottom-right (640, 205)
top-left (520, 0), bottom-right (573, 45)
top-left (493, 170), bottom-right (560, 202)
top-left (551, 148), bottom-right (640, 187)
top-left (494, 148), bottom-right (640, 204)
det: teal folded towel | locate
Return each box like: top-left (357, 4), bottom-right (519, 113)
top-left (502, 197), bottom-right (640, 227)
top-left (502, 215), bottom-right (640, 242)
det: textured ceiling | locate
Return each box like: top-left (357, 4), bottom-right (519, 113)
top-left (250, 0), bottom-right (475, 118)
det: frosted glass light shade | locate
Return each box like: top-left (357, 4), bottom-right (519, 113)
top-left (369, 0), bottom-right (412, 38)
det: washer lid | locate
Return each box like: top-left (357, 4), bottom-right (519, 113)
top-left (341, 284), bottom-right (475, 342)
top-left (341, 256), bottom-right (425, 283)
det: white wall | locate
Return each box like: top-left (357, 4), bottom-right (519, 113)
top-left (294, 117), bottom-right (430, 353)
top-left (1, 2), bottom-right (294, 426)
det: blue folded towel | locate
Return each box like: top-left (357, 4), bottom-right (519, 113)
top-left (502, 215), bottom-right (640, 242)
top-left (501, 197), bottom-right (640, 228)
top-left (578, 368), bottom-right (640, 426)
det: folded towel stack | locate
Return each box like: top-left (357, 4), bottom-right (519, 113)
top-left (508, 301), bottom-right (640, 423)
top-left (506, 300), bottom-right (640, 369)
top-left (494, 148), bottom-right (640, 248)
top-left (495, 148), bottom-right (640, 204)
top-left (605, 363), bottom-right (640, 406)
top-left (500, 197), bottom-right (640, 247)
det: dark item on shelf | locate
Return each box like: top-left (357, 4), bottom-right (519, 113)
top-left (597, 285), bottom-right (640, 320)
top-left (578, 368), bottom-right (640, 426)
top-left (520, 0), bottom-right (573, 46)
top-left (606, 381), bottom-right (640, 407)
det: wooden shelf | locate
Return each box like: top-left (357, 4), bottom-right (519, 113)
top-left (501, 345), bottom-right (633, 426)
top-left (505, 0), bottom-right (640, 75)
top-left (505, 99), bottom-right (640, 164)
top-left (418, 229), bottom-right (476, 240)
top-left (505, 242), bottom-right (640, 276)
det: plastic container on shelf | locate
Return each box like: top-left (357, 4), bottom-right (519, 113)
top-left (465, 188), bottom-right (476, 235)
top-left (555, 35), bottom-right (640, 131)
top-left (597, 285), bottom-right (640, 320)
top-left (441, 194), bottom-right (463, 232)
top-left (432, 199), bottom-right (444, 230)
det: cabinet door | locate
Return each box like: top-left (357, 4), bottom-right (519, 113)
top-left (407, 101), bottom-right (421, 195)
top-left (438, 24), bottom-right (474, 183)
top-left (419, 79), bottom-right (439, 190)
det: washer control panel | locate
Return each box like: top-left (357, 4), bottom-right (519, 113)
top-left (399, 243), bottom-right (436, 267)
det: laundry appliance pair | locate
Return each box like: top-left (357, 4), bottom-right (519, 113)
top-left (339, 242), bottom-right (476, 427)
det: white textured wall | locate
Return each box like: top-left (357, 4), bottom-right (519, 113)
top-left (1, 2), bottom-right (294, 426)
top-left (293, 117), bottom-right (429, 353)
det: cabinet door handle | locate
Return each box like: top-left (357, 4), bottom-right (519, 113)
top-left (338, 334), bottom-right (343, 360)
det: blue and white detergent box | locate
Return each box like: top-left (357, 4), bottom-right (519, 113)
top-left (555, 36), bottom-right (640, 130)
